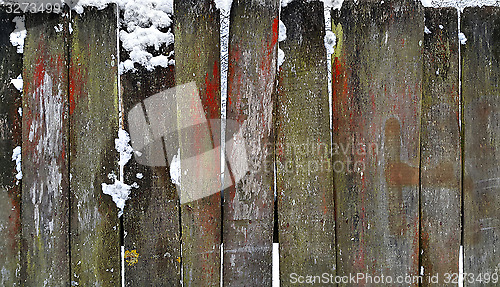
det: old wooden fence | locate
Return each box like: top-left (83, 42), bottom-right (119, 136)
top-left (0, 0), bottom-right (499, 286)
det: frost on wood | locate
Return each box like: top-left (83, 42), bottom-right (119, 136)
top-left (11, 146), bottom-right (22, 185)
top-left (10, 16), bottom-right (26, 54)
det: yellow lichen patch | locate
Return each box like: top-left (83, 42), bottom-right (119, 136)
top-left (176, 257), bottom-right (181, 263)
top-left (124, 250), bottom-right (139, 266)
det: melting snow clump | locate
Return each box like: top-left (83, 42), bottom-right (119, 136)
top-left (11, 74), bottom-right (23, 92)
top-left (102, 173), bottom-right (132, 217)
top-left (12, 146), bottom-right (22, 185)
top-left (115, 129), bottom-right (134, 167)
top-left (278, 20), bottom-right (287, 68)
top-left (10, 16), bottom-right (26, 54)
top-left (170, 148), bottom-right (181, 185)
top-left (102, 129), bottom-right (135, 217)
top-left (324, 30), bottom-right (336, 56)
top-left (458, 32), bottom-right (467, 45)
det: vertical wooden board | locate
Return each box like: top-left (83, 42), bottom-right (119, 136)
top-left (421, 8), bottom-right (461, 284)
top-left (122, 64), bottom-right (181, 286)
top-left (224, 0), bottom-right (277, 285)
top-left (21, 11), bottom-right (70, 286)
top-left (462, 7), bottom-right (500, 283)
top-left (276, 1), bottom-right (335, 285)
top-left (0, 8), bottom-right (22, 286)
top-left (69, 5), bottom-right (120, 286)
top-left (332, 0), bottom-right (423, 283)
top-left (174, 0), bottom-right (221, 285)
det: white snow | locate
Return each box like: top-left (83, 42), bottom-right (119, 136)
top-left (424, 26), bottom-right (432, 34)
top-left (10, 74), bottom-right (23, 92)
top-left (73, 0), bottom-right (174, 73)
top-left (458, 32), bottom-right (467, 44)
top-left (324, 30), bottom-right (336, 56)
top-left (215, 0), bottom-right (233, 12)
top-left (102, 173), bottom-right (132, 217)
top-left (101, 129), bottom-right (134, 217)
top-left (10, 16), bottom-right (26, 54)
top-left (277, 20), bottom-right (287, 68)
top-left (170, 148), bottom-right (181, 185)
top-left (11, 146), bottom-right (22, 185)
top-left (136, 173), bottom-right (143, 179)
top-left (54, 23), bottom-right (64, 33)
top-left (115, 129), bottom-right (134, 167)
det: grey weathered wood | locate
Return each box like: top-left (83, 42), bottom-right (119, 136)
top-left (69, 5), bottom-right (121, 286)
top-left (276, 1), bottom-right (335, 285)
top-left (224, 0), bottom-right (278, 285)
top-left (332, 0), bottom-right (423, 283)
top-left (462, 7), bottom-right (500, 284)
top-left (21, 11), bottom-right (70, 286)
top-left (0, 8), bottom-right (22, 286)
top-left (421, 7), bottom-right (461, 285)
top-left (174, 0), bottom-right (221, 285)
top-left (122, 64), bottom-right (181, 286)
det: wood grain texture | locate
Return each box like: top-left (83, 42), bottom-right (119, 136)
top-left (224, 0), bottom-right (278, 285)
top-left (462, 7), bottom-right (500, 283)
top-left (21, 11), bottom-right (70, 286)
top-left (276, 1), bottom-right (335, 285)
top-left (421, 8), bottom-right (461, 285)
top-left (332, 0), bottom-right (423, 283)
top-left (174, 0), bottom-right (221, 285)
top-left (122, 63), bottom-right (181, 286)
top-left (0, 8), bottom-right (22, 286)
top-left (69, 5), bottom-right (121, 286)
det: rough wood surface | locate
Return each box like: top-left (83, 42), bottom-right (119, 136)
top-left (421, 8), bottom-right (461, 285)
top-left (174, 0), bottom-right (221, 285)
top-left (462, 7), bottom-right (500, 284)
top-left (21, 11), bottom-right (70, 286)
top-left (69, 5), bottom-right (121, 286)
top-left (332, 0), bottom-right (423, 283)
top-left (276, 1), bottom-right (335, 285)
top-left (0, 8), bottom-right (22, 286)
top-left (224, 0), bottom-right (278, 285)
top-left (122, 63), bottom-right (181, 286)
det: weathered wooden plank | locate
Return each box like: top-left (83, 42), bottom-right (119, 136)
top-left (462, 7), bottom-right (500, 284)
top-left (173, 0), bottom-right (221, 285)
top-left (421, 8), bottom-right (461, 285)
top-left (21, 11), bottom-right (70, 286)
top-left (0, 8), bottom-right (22, 286)
top-left (122, 63), bottom-right (181, 286)
top-left (276, 1), bottom-right (335, 285)
top-left (224, 0), bottom-right (278, 285)
top-left (69, 5), bottom-right (120, 286)
top-left (332, 0), bottom-right (423, 283)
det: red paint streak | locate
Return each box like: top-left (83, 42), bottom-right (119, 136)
top-left (203, 61), bottom-right (220, 119)
top-left (270, 17), bottom-right (279, 52)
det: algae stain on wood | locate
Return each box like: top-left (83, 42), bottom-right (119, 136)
top-left (69, 5), bottom-right (121, 286)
